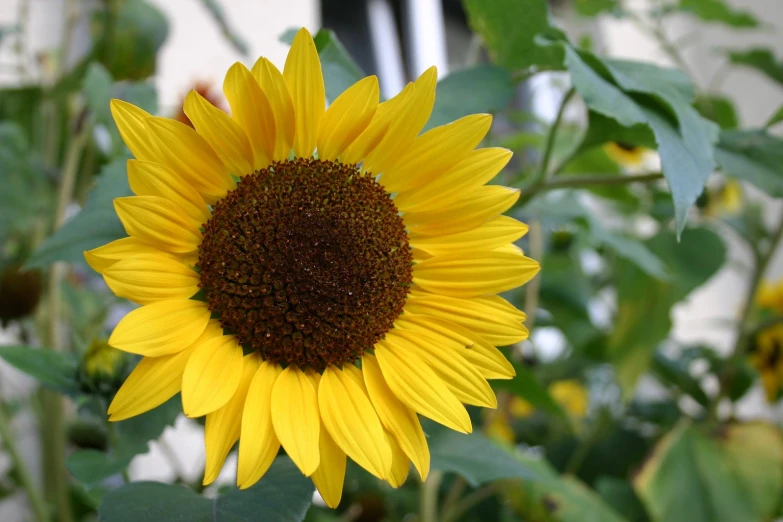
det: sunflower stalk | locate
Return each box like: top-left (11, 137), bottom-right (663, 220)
top-left (420, 470), bottom-right (443, 522)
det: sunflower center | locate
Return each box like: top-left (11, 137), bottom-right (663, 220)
top-left (197, 158), bottom-right (413, 371)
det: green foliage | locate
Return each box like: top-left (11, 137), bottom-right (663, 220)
top-left (493, 362), bottom-right (565, 416)
top-left (693, 95), bottom-right (739, 129)
top-left (199, 0), bottom-right (249, 56)
top-left (634, 422), bottom-right (783, 522)
top-left (573, 0), bottom-right (619, 17)
top-left (715, 129), bottom-right (783, 197)
top-left (98, 457), bottom-right (314, 522)
top-left (678, 0), bottom-right (760, 28)
top-left (726, 48), bottom-right (783, 87)
top-left (0, 346), bottom-right (81, 396)
top-left (26, 159), bottom-right (131, 268)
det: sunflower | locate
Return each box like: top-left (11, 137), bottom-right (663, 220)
top-left (85, 28), bottom-right (539, 506)
top-left (751, 324), bottom-right (783, 402)
top-left (603, 141), bottom-right (648, 168)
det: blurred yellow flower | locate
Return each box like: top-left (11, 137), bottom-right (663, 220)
top-left (757, 279), bottom-right (783, 316)
top-left (704, 179), bottom-right (743, 217)
top-left (604, 142), bottom-right (647, 168)
top-left (751, 324), bottom-right (783, 402)
top-left (83, 338), bottom-right (124, 379)
top-left (549, 380), bottom-right (589, 418)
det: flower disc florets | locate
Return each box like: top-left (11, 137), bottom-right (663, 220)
top-left (198, 158), bottom-right (412, 371)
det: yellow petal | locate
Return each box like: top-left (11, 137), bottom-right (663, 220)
top-left (395, 314), bottom-right (515, 379)
top-left (404, 186), bottom-right (520, 237)
top-left (340, 83), bottom-right (414, 166)
top-left (386, 432), bottom-right (410, 488)
top-left (362, 354), bottom-right (430, 480)
top-left (391, 329), bottom-right (496, 408)
top-left (381, 114), bottom-right (492, 193)
top-left (145, 117), bottom-right (234, 204)
top-left (363, 67), bottom-right (437, 175)
top-left (374, 338), bottom-right (472, 433)
top-left (271, 365), bottom-right (321, 476)
top-left (183, 90), bottom-right (254, 177)
top-left (181, 334), bottom-right (244, 417)
top-left (203, 353), bottom-right (261, 485)
top-left (114, 196), bottom-right (202, 254)
top-left (316, 76), bottom-right (379, 161)
top-left (394, 148), bottom-right (512, 213)
top-left (495, 243), bottom-right (524, 255)
top-left (318, 367), bottom-right (391, 480)
top-left (251, 57), bottom-right (295, 161)
top-left (109, 99), bottom-right (157, 161)
top-left (410, 216), bottom-right (528, 256)
top-left (224, 62), bottom-right (276, 169)
top-left (403, 293), bottom-right (528, 346)
top-left (413, 251), bottom-right (540, 298)
top-left (85, 237), bottom-right (177, 274)
top-left (284, 28), bottom-right (325, 158)
top-left (237, 361), bottom-right (283, 489)
top-left (474, 294), bottom-right (526, 319)
top-left (103, 254), bottom-right (199, 305)
top-left (109, 299), bottom-right (211, 356)
top-left (127, 160), bottom-right (211, 224)
top-left (311, 421), bottom-right (347, 509)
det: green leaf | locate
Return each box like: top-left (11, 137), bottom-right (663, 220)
top-left (726, 48), bottom-right (783, 87)
top-left (26, 159), bottom-right (130, 268)
top-left (651, 351), bottom-right (710, 406)
top-left (634, 422), bottom-right (783, 522)
top-left (765, 104), bottom-right (783, 128)
top-left (0, 345), bottom-right (80, 395)
top-left (714, 129), bottom-right (783, 197)
top-left (492, 362), bottom-right (565, 416)
top-left (425, 65), bottom-right (515, 131)
top-left (198, 0), bottom-right (249, 56)
top-left (96, 0), bottom-right (169, 81)
top-left (595, 476), bottom-right (651, 522)
top-left (83, 62), bottom-right (114, 125)
top-left (313, 29), bottom-right (365, 103)
top-left (574, 0), bottom-right (619, 17)
top-left (429, 428), bottom-right (537, 486)
top-left (607, 228), bottom-right (726, 395)
top-left (463, 0), bottom-right (565, 71)
top-left (68, 396), bottom-right (181, 485)
top-left (693, 95), bottom-right (738, 129)
top-left (98, 457), bottom-right (314, 522)
top-left (678, 0), bottom-right (759, 28)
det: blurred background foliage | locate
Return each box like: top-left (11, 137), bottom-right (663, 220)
top-left (0, 0), bottom-right (782, 521)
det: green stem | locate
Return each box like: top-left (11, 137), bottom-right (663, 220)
top-left (440, 483), bottom-right (504, 522)
top-left (439, 477), bottom-right (466, 521)
top-left (523, 221), bottom-right (543, 330)
top-left (527, 172), bottom-right (664, 195)
top-left (534, 87), bottom-right (576, 186)
top-left (420, 470), bottom-right (443, 522)
top-left (733, 214), bottom-right (783, 357)
top-left (0, 403), bottom-right (49, 522)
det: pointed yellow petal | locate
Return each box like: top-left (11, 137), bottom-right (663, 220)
top-left (362, 354), bottom-right (430, 480)
top-left (114, 196), bottom-right (202, 254)
top-left (410, 216), bottom-right (528, 256)
top-left (109, 299), bottom-right (211, 356)
top-left (237, 361), bottom-right (283, 489)
top-left (252, 57), bottom-right (295, 161)
top-left (403, 293), bottom-right (528, 346)
top-left (474, 294), bottom-right (526, 319)
top-left (103, 253), bottom-right (199, 305)
top-left (363, 67), bottom-right (437, 175)
top-left (271, 365), bottom-right (320, 476)
top-left (109, 99), bottom-right (157, 161)
top-left (311, 421), bottom-right (347, 509)
top-left (395, 314), bottom-right (515, 379)
top-left (203, 353), bottom-right (261, 485)
top-left (182, 334), bottom-right (244, 418)
top-left (374, 337), bottom-right (472, 433)
top-left (184, 90), bottom-right (254, 176)
top-left (224, 62), bottom-right (276, 169)
top-left (316, 76), bottom-right (379, 161)
top-left (394, 148), bottom-right (512, 213)
top-left (392, 329), bottom-right (496, 408)
top-left (145, 117), bottom-right (234, 204)
top-left (85, 237), bottom-right (176, 274)
top-left (380, 114), bottom-right (492, 193)
top-left (404, 186), bottom-right (520, 237)
top-left (284, 28), bottom-right (325, 158)
top-left (413, 251), bottom-right (540, 298)
top-left (318, 367), bottom-right (391, 480)
top-left (386, 432), bottom-right (410, 488)
top-left (340, 83), bottom-right (414, 166)
top-left (495, 243), bottom-right (524, 255)
top-left (127, 160), bottom-right (211, 224)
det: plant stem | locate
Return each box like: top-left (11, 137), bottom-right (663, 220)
top-left (733, 213), bottom-right (783, 356)
top-left (527, 172), bottom-right (664, 195)
top-left (440, 482), bottom-right (504, 522)
top-left (0, 403), bottom-right (49, 522)
top-left (420, 470), bottom-right (443, 522)
top-left (524, 221), bottom-right (543, 331)
top-left (534, 87), bottom-right (576, 186)
top-left (439, 477), bottom-right (466, 521)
